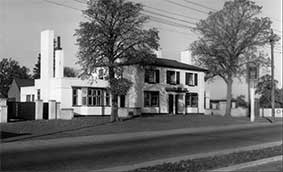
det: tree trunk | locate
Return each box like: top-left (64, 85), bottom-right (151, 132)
top-left (225, 77), bottom-right (233, 117)
top-left (109, 67), bottom-right (119, 122)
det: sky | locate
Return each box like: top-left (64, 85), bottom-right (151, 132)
top-left (0, 0), bottom-right (282, 90)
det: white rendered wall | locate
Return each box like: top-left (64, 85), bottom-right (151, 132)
top-left (125, 65), bottom-right (206, 114)
top-left (73, 106), bottom-right (111, 116)
top-left (55, 50), bottom-right (64, 78)
top-left (20, 87), bottom-right (37, 102)
top-left (40, 30), bottom-right (54, 102)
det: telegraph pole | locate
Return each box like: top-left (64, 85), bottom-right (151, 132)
top-left (270, 29), bottom-right (275, 118)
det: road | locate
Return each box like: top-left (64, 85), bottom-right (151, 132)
top-left (1, 125), bottom-right (282, 171)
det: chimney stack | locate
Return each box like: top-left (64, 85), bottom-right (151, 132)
top-left (57, 36), bottom-right (62, 50)
top-left (180, 51), bottom-right (192, 65)
top-left (154, 49), bottom-right (162, 58)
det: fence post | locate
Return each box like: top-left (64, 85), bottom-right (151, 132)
top-left (0, 98), bottom-right (8, 123)
top-left (48, 100), bottom-right (56, 120)
top-left (35, 100), bottom-right (43, 120)
top-left (56, 102), bottom-right (61, 119)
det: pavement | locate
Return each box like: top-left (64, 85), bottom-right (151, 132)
top-left (1, 122), bottom-right (282, 171)
top-left (211, 155), bottom-right (283, 172)
top-left (96, 142), bottom-right (282, 172)
top-left (2, 121), bottom-right (282, 153)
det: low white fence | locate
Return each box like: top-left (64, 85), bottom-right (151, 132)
top-left (260, 108), bottom-right (283, 118)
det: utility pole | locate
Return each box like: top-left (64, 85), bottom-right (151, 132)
top-left (247, 56), bottom-right (251, 117)
top-left (270, 29), bottom-right (275, 119)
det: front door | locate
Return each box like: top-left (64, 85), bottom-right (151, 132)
top-left (168, 94), bottom-right (174, 114)
top-left (175, 95), bottom-right (179, 114)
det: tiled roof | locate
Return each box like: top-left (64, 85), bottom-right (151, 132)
top-left (14, 78), bottom-right (34, 87)
top-left (122, 58), bottom-right (208, 72)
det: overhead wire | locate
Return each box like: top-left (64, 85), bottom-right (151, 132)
top-left (42, 0), bottom-right (81, 11)
top-left (164, 0), bottom-right (208, 15)
top-left (182, 0), bottom-right (217, 12)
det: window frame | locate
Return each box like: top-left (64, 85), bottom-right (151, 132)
top-left (144, 91), bottom-right (160, 107)
top-left (145, 69), bottom-right (160, 84)
top-left (166, 70), bottom-right (176, 85)
top-left (26, 95), bottom-right (31, 102)
top-left (185, 93), bottom-right (199, 107)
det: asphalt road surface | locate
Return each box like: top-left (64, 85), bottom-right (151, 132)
top-left (1, 125), bottom-right (282, 171)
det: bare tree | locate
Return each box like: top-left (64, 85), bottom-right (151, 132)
top-left (190, 0), bottom-right (277, 116)
top-left (75, 0), bottom-right (159, 122)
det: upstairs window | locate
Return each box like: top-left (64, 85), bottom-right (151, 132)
top-left (186, 73), bottom-right (198, 86)
top-left (185, 93), bottom-right (198, 107)
top-left (166, 71), bottom-right (180, 85)
top-left (144, 91), bottom-right (159, 107)
top-left (145, 70), bottom-right (160, 84)
top-left (98, 69), bottom-right (104, 80)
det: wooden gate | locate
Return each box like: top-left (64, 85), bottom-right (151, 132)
top-left (7, 102), bottom-right (35, 121)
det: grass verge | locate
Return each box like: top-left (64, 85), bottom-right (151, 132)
top-left (129, 145), bottom-right (282, 172)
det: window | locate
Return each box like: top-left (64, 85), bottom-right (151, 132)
top-left (73, 88), bottom-right (78, 106)
top-left (185, 93), bottom-right (198, 107)
top-left (88, 88), bottom-right (103, 106)
top-left (144, 91), bottom-right (159, 107)
top-left (120, 95), bottom-right (125, 108)
top-left (145, 70), bottom-right (159, 83)
top-left (166, 71), bottom-right (180, 85)
top-left (186, 73), bottom-right (194, 86)
top-left (98, 69), bottom-right (104, 80)
top-left (37, 89), bottom-right (40, 100)
top-left (82, 88), bottom-right (87, 105)
top-left (26, 95), bottom-right (31, 102)
top-left (105, 92), bottom-right (110, 106)
top-left (32, 95), bottom-right (35, 102)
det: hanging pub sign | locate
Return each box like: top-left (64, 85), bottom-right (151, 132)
top-left (165, 87), bottom-right (188, 93)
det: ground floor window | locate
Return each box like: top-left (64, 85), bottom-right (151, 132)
top-left (72, 87), bottom-right (109, 107)
top-left (26, 94), bottom-right (35, 102)
top-left (105, 92), bottom-right (110, 106)
top-left (185, 93), bottom-right (198, 107)
top-left (26, 95), bottom-right (31, 102)
top-left (144, 91), bottom-right (159, 107)
top-left (73, 88), bottom-right (78, 106)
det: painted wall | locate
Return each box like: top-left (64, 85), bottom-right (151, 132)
top-left (206, 101), bottom-right (247, 117)
top-left (123, 65), bottom-right (206, 114)
top-left (20, 86), bottom-right (36, 102)
top-left (260, 108), bottom-right (283, 118)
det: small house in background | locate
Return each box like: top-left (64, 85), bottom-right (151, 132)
top-left (8, 78), bottom-right (34, 102)
top-left (208, 99), bottom-right (247, 117)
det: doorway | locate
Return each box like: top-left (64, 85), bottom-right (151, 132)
top-left (168, 94), bottom-right (174, 114)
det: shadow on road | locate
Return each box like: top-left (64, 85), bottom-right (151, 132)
top-left (1, 132), bottom-right (31, 139)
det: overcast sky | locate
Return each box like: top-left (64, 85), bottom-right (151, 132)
top-left (0, 0), bottom-right (282, 87)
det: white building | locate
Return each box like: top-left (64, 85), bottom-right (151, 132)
top-left (21, 30), bottom-right (207, 117)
